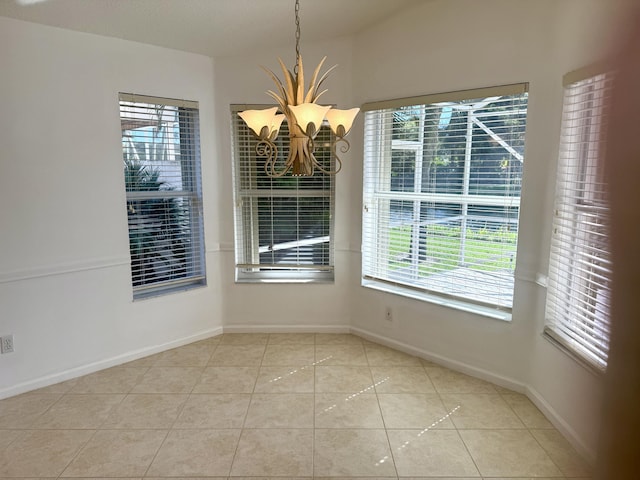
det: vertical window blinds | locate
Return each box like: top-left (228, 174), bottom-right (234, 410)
top-left (544, 70), bottom-right (613, 371)
top-left (231, 105), bottom-right (335, 282)
top-left (362, 84), bottom-right (529, 311)
top-left (120, 93), bottom-right (206, 298)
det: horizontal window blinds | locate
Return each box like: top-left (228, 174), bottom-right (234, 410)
top-left (120, 94), bottom-right (206, 297)
top-left (231, 105), bottom-right (335, 282)
top-left (545, 72), bottom-right (613, 370)
top-left (362, 85), bottom-right (529, 310)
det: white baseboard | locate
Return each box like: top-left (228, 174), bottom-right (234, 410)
top-left (222, 324), bottom-right (351, 334)
top-left (0, 322), bottom-right (596, 465)
top-left (526, 385), bottom-right (597, 463)
top-left (350, 326), bottom-right (526, 393)
top-left (0, 326), bottom-right (223, 400)
top-left (351, 326), bottom-right (595, 463)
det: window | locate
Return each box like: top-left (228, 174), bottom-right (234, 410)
top-left (231, 105), bottom-right (335, 282)
top-left (544, 68), bottom-right (613, 371)
top-left (120, 93), bottom-right (206, 298)
top-left (362, 84), bottom-right (529, 316)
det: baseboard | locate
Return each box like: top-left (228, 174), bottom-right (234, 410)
top-left (0, 322), bottom-right (598, 465)
top-left (349, 326), bottom-right (595, 463)
top-left (526, 385), bottom-right (597, 464)
top-left (223, 324), bottom-right (351, 334)
top-left (0, 326), bottom-right (223, 400)
top-left (350, 326), bottom-right (526, 393)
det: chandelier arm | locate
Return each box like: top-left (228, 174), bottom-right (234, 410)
top-left (256, 139), bottom-right (287, 178)
top-left (256, 139), bottom-right (276, 158)
top-left (268, 161), bottom-right (291, 178)
top-left (267, 142), bottom-right (294, 178)
top-left (336, 137), bottom-right (351, 154)
top-left (313, 137), bottom-right (349, 175)
top-left (313, 154), bottom-right (342, 175)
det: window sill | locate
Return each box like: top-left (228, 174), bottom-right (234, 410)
top-left (542, 326), bottom-right (606, 376)
top-left (361, 278), bottom-right (512, 322)
top-left (133, 278), bottom-right (207, 301)
top-left (236, 270), bottom-right (334, 284)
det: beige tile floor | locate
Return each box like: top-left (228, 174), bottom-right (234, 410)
top-left (0, 333), bottom-right (593, 479)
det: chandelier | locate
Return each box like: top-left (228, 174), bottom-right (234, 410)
top-left (238, 0), bottom-right (359, 177)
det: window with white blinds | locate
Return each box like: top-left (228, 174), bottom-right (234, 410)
top-left (362, 84), bottom-right (529, 314)
top-left (544, 69), bottom-right (613, 371)
top-left (120, 93), bottom-right (206, 298)
top-left (231, 105), bottom-right (334, 282)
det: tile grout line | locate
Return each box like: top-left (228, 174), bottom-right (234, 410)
top-left (311, 334), bottom-right (316, 478)
top-left (1, 333), bottom-right (584, 479)
top-left (139, 339), bottom-right (217, 478)
top-left (53, 367), bottom-right (149, 480)
top-left (422, 354), bottom-right (483, 478)
top-left (225, 335), bottom-right (269, 477)
top-left (366, 343), bottom-right (400, 479)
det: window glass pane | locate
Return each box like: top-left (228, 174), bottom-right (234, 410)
top-left (231, 105), bottom-right (334, 281)
top-left (120, 95), bottom-right (205, 297)
top-left (392, 106), bottom-right (422, 141)
top-left (545, 72), bottom-right (612, 370)
top-left (390, 149), bottom-right (417, 192)
top-left (363, 87), bottom-right (528, 311)
top-left (127, 196), bottom-right (197, 286)
top-left (256, 197), bottom-right (331, 264)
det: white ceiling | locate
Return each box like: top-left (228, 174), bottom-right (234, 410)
top-left (0, 0), bottom-right (419, 57)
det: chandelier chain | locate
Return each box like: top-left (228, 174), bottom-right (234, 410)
top-left (294, 0), bottom-right (301, 74)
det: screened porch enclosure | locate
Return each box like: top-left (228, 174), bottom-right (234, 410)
top-left (363, 88), bottom-right (528, 309)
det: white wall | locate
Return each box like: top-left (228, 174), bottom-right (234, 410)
top-left (526, 0), bottom-right (629, 461)
top-left (0, 17), bottom-right (222, 397)
top-left (349, 0), bottom-right (623, 459)
top-left (351, 0), bottom-right (558, 390)
top-left (213, 37), bottom-right (358, 330)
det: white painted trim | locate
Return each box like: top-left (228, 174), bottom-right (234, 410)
top-left (350, 326), bottom-right (526, 393)
top-left (526, 385), bottom-right (597, 464)
top-left (218, 242), bottom-right (235, 252)
top-left (0, 256), bottom-right (130, 284)
top-left (0, 320), bottom-right (595, 465)
top-left (0, 327), bottom-right (223, 400)
top-left (223, 324), bottom-right (351, 334)
top-left (350, 325), bottom-right (595, 463)
top-left (218, 246), bottom-right (361, 255)
top-left (205, 243), bottom-right (224, 253)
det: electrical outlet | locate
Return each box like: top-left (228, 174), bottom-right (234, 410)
top-left (1, 335), bottom-right (14, 354)
top-left (385, 306), bottom-right (393, 323)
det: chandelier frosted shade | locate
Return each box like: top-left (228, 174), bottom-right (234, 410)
top-left (238, 107), bottom-right (278, 138)
top-left (326, 108), bottom-right (360, 137)
top-left (272, 114), bottom-right (286, 137)
top-left (289, 103), bottom-right (331, 136)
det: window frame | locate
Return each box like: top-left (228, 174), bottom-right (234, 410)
top-left (119, 93), bottom-right (206, 299)
top-left (361, 84), bottom-right (529, 318)
top-left (231, 104), bottom-right (336, 283)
